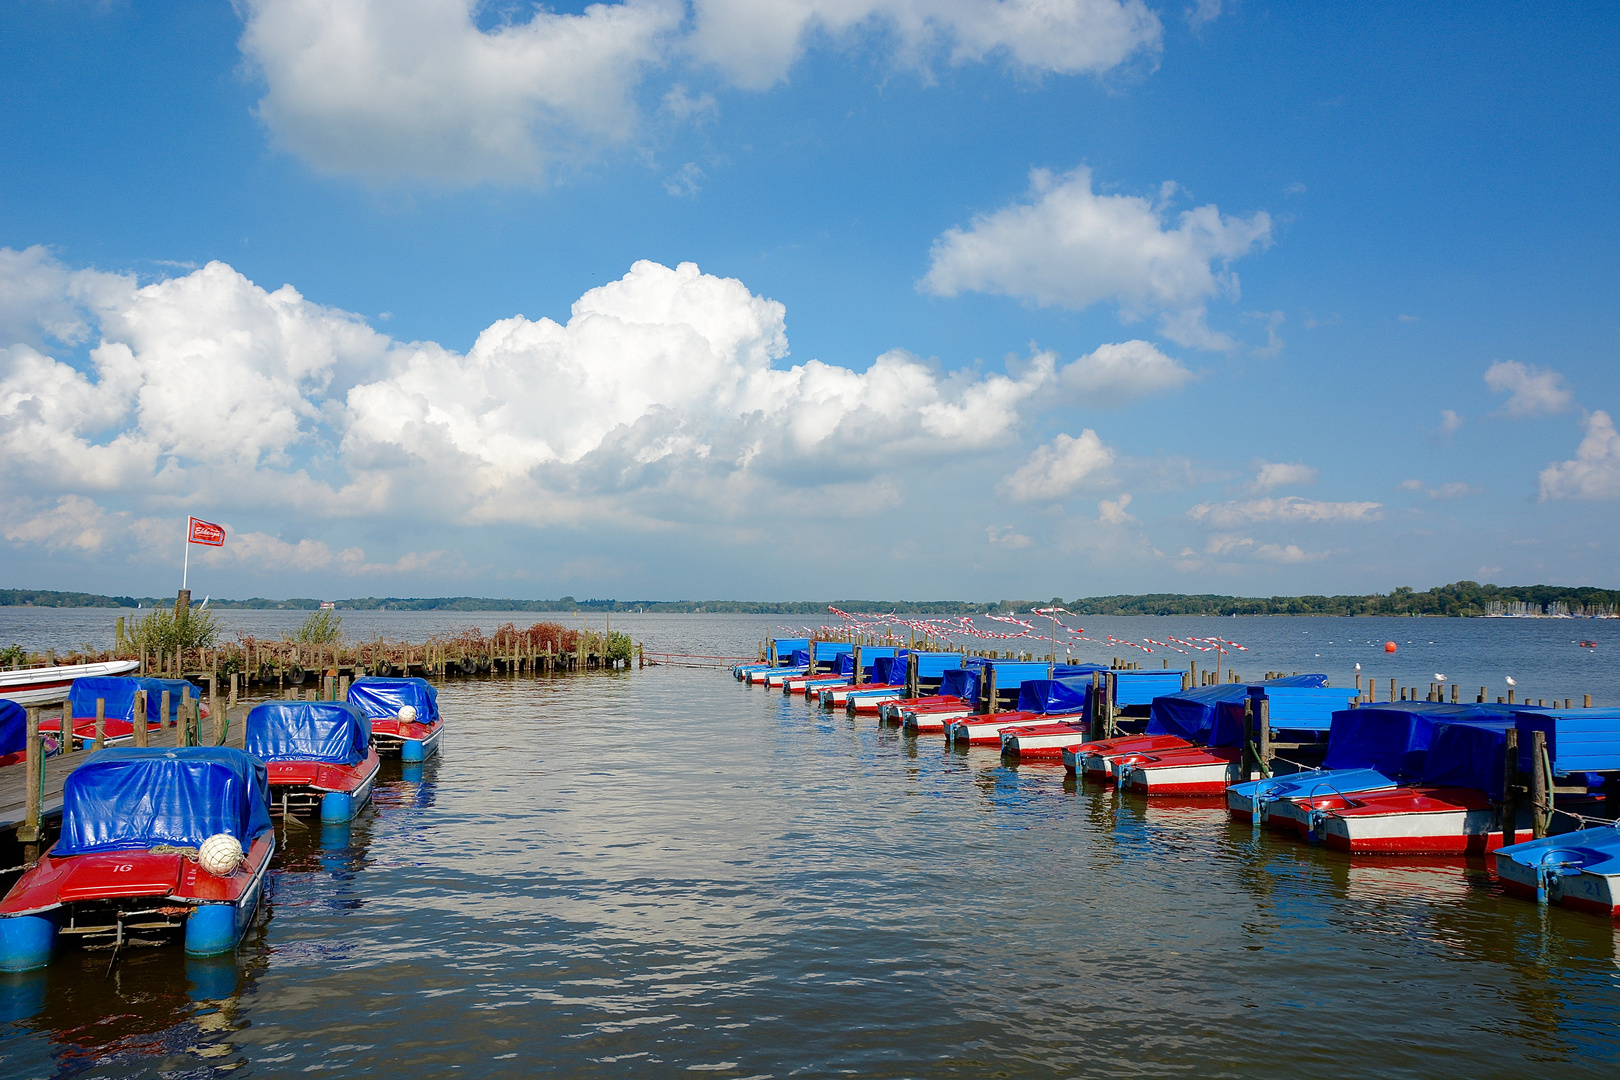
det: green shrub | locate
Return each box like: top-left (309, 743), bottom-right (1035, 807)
top-left (290, 609), bottom-right (342, 645)
top-left (128, 605), bottom-right (220, 654)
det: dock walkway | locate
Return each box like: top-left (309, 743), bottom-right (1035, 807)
top-left (0, 703), bottom-right (253, 834)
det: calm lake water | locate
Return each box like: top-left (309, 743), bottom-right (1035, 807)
top-left (1, 612), bottom-right (1618, 1077)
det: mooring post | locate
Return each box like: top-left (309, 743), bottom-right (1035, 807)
top-left (94, 697), bottom-right (106, 751)
top-left (1501, 727), bottom-right (1521, 848)
top-left (906, 651), bottom-right (919, 699)
top-left (1090, 670), bottom-right (1103, 738)
top-left (1531, 729), bottom-right (1549, 840)
top-left (982, 666), bottom-right (998, 715)
top-left (19, 706), bottom-right (41, 852)
top-left (854, 645), bottom-right (864, 687)
top-left (1257, 694), bottom-right (1272, 777)
top-left (1450, 683), bottom-right (1458, 703)
top-left (133, 689), bottom-right (148, 748)
top-left (1242, 697), bottom-right (1257, 779)
top-left (1103, 671), bottom-right (1117, 738)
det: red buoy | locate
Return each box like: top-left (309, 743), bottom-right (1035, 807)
top-left (1384, 641), bottom-right (1397, 653)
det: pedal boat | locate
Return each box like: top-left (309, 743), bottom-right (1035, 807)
top-left (881, 694), bottom-right (964, 724)
top-left (348, 676), bottom-right (443, 762)
top-left (39, 677), bottom-right (197, 748)
top-left (245, 700), bottom-right (380, 823)
top-left (901, 702), bottom-right (977, 734)
top-left (1116, 745), bottom-right (1245, 795)
top-left (1063, 734), bottom-right (1195, 781)
top-left (1000, 719), bottom-right (1091, 759)
top-left (1494, 828), bottom-right (1620, 917)
top-left (1226, 769), bottom-right (1401, 831)
top-left (843, 686), bottom-right (906, 714)
top-left (945, 711), bottom-right (1045, 746)
top-left (0, 747), bottom-right (274, 971)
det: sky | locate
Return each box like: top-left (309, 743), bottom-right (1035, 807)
top-left (0, 1), bottom-right (1617, 602)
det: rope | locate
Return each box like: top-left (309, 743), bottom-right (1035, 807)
top-left (1549, 806), bottom-right (1620, 830)
top-left (149, 844), bottom-right (200, 859)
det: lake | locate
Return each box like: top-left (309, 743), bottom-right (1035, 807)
top-left (0, 611), bottom-right (1617, 1077)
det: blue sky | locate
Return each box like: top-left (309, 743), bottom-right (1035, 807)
top-left (1, 1), bottom-right (1616, 601)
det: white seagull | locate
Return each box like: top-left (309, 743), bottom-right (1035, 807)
top-left (1435, 674), bottom-right (1446, 682)
top-left (1505, 676), bottom-right (1517, 686)
top-left (1355, 662), bottom-right (1362, 671)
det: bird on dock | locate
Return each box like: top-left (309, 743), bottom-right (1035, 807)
top-left (1505, 676), bottom-right (1517, 686)
top-left (1435, 674), bottom-right (1446, 682)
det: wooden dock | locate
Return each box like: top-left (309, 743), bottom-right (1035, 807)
top-left (1, 702), bottom-right (255, 836)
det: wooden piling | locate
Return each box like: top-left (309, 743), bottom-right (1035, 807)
top-left (19, 707), bottom-right (41, 847)
top-left (160, 689), bottom-right (172, 735)
top-left (1501, 728), bottom-right (1520, 848)
top-left (1531, 729), bottom-right (1549, 840)
top-left (133, 690), bottom-right (148, 748)
top-left (93, 697), bottom-right (106, 752)
top-left (180, 685), bottom-right (193, 747)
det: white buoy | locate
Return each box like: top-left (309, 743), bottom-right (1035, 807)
top-left (198, 833), bottom-right (244, 877)
top-left (398, 705), bottom-right (418, 722)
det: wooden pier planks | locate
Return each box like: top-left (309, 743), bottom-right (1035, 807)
top-left (0, 703), bottom-right (252, 834)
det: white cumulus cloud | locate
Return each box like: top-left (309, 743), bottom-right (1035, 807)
top-left (2, 249), bottom-right (1148, 539)
top-left (1244, 459), bottom-right (1316, 494)
top-left (1098, 491), bottom-right (1135, 524)
top-left (921, 166), bottom-right (1271, 351)
top-left (238, 0), bottom-right (1161, 184)
top-left (1539, 410), bottom-right (1620, 501)
top-left (1055, 339), bottom-right (1194, 403)
top-left (999, 429), bottom-right (1117, 501)
top-left (1485, 360), bottom-right (1575, 418)
top-left (688, 0), bottom-right (1163, 89)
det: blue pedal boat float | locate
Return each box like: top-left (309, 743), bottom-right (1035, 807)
top-left (0, 747), bottom-right (274, 970)
top-left (1494, 827), bottom-right (1620, 917)
top-left (1227, 701), bottom-right (1505, 832)
top-left (245, 700), bottom-right (380, 823)
top-left (347, 676), bottom-right (443, 762)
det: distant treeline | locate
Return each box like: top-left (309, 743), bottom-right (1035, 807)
top-left (2, 582), bottom-right (1616, 617)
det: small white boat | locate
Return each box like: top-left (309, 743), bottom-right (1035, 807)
top-left (0, 660), bottom-right (140, 707)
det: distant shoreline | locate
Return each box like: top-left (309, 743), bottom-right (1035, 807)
top-left (3, 582), bottom-right (1616, 619)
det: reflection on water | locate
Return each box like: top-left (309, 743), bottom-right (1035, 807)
top-left (0, 666), bottom-right (1616, 1078)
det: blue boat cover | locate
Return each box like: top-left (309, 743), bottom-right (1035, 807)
top-left (1145, 676), bottom-right (1337, 747)
top-left (1322, 702), bottom-right (1502, 777)
top-left (913, 652), bottom-right (965, 680)
top-left (837, 646), bottom-right (899, 678)
top-left (872, 656), bottom-right (899, 684)
top-left (244, 701), bottom-right (371, 766)
top-left (771, 638), bottom-right (809, 663)
top-left (1419, 717), bottom-right (1515, 799)
top-left (1016, 678), bottom-right (1091, 716)
top-left (979, 661), bottom-right (1053, 685)
top-left (0, 700), bottom-right (24, 756)
top-left (790, 649), bottom-right (811, 667)
top-left (53, 747), bottom-right (273, 858)
top-left (1228, 767), bottom-right (1401, 806)
top-left (1052, 663), bottom-right (1109, 679)
top-left (70, 676), bottom-right (197, 723)
top-left (1113, 670), bottom-right (1188, 708)
top-left (938, 668), bottom-right (979, 702)
top-left (1509, 707), bottom-right (1620, 777)
top-left (347, 677), bottom-right (440, 725)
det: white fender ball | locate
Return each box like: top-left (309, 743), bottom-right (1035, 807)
top-left (198, 833), bottom-right (244, 877)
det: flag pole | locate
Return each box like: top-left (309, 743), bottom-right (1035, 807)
top-left (182, 516), bottom-right (190, 591)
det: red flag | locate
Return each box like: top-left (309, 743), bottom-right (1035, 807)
top-left (188, 517), bottom-right (226, 547)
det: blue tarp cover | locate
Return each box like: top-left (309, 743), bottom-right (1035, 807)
top-left (938, 669), bottom-right (980, 702)
top-left (1508, 707), bottom-right (1620, 777)
top-left (1113, 671), bottom-right (1188, 708)
top-left (771, 638), bottom-right (809, 663)
top-left (1145, 676), bottom-right (1335, 747)
top-left (790, 649), bottom-right (811, 667)
top-left (347, 677), bottom-right (440, 725)
top-left (1052, 663), bottom-right (1108, 680)
top-left (835, 649), bottom-right (900, 677)
top-left (1419, 718), bottom-right (1515, 799)
top-left (53, 747), bottom-right (273, 858)
top-left (70, 676), bottom-right (197, 723)
top-left (1322, 702), bottom-right (1501, 777)
top-left (0, 700), bottom-right (23, 756)
top-left (244, 701), bottom-right (371, 766)
top-left (1016, 678), bottom-right (1091, 716)
top-left (912, 653), bottom-right (964, 680)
